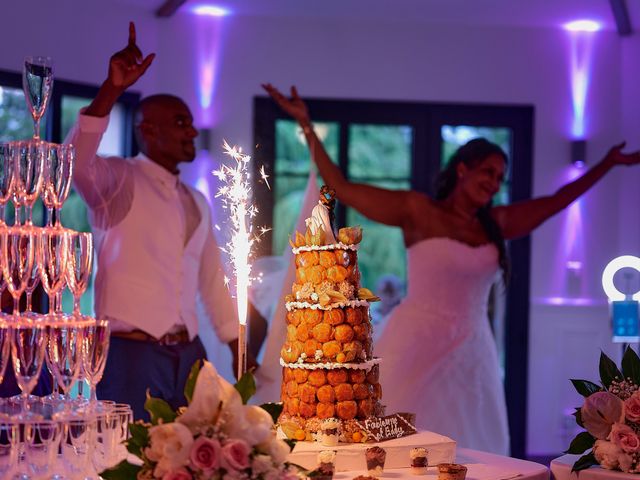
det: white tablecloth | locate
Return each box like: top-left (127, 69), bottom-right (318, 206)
top-left (551, 454), bottom-right (633, 480)
top-left (332, 448), bottom-right (549, 480)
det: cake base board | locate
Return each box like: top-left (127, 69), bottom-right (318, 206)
top-left (287, 430), bottom-right (456, 471)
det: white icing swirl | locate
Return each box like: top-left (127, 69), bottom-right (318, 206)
top-left (292, 242), bottom-right (358, 254)
top-left (285, 299), bottom-right (370, 311)
top-left (280, 357), bottom-right (381, 370)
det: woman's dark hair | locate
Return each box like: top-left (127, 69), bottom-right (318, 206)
top-left (434, 138), bottom-right (510, 283)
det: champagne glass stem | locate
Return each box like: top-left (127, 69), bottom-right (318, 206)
top-left (73, 295), bottom-right (80, 315)
top-left (89, 382), bottom-right (97, 404)
top-left (45, 206), bottom-right (53, 228)
top-left (55, 291), bottom-right (62, 313)
top-left (48, 293), bottom-right (55, 314)
top-left (33, 118), bottom-right (40, 140)
top-left (13, 205), bottom-right (21, 226)
top-left (51, 373), bottom-right (58, 397)
top-left (54, 208), bottom-right (61, 228)
top-left (21, 391), bottom-right (29, 415)
top-left (25, 205), bottom-right (33, 226)
top-left (0, 205), bottom-right (4, 225)
top-left (26, 292), bottom-right (32, 312)
top-left (12, 296), bottom-right (19, 316)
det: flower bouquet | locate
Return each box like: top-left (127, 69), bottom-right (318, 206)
top-left (567, 347), bottom-right (640, 473)
top-left (101, 361), bottom-right (298, 480)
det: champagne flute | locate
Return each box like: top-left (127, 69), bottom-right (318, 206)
top-left (66, 232), bottom-right (92, 316)
top-left (59, 416), bottom-right (97, 480)
top-left (82, 318), bottom-right (110, 406)
top-left (12, 140), bottom-right (45, 227)
top-left (1, 227), bottom-right (35, 315)
top-left (0, 143), bottom-right (15, 226)
top-left (23, 258), bottom-right (39, 316)
top-left (46, 319), bottom-right (84, 407)
top-left (21, 419), bottom-right (61, 480)
top-left (22, 56), bottom-right (53, 140)
top-left (42, 144), bottom-right (74, 228)
top-left (38, 228), bottom-right (68, 314)
top-left (11, 320), bottom-right (46, 419)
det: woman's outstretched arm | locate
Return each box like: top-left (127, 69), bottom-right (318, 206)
top-left (263, 84), bottom-right (419, 228)
top-left (493, 142), bottom-right (640, 239)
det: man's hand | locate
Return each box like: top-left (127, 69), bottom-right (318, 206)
top-left (85, 22), bottom-right (155, 118)
top-left (107, 22), bottom-right (155, 91)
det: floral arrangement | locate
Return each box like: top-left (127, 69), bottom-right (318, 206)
top-left (567, 347), bottom-right (640, 472)
top-left (101, 361), bottom-right (299, 480)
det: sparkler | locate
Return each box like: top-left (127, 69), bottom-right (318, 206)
top-left (214, 140), bottom-right (268, 379)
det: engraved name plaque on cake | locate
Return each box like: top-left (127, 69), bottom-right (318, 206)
top-left (357, 413), bottom-right (417, 442)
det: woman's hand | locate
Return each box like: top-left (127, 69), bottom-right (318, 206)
top-left (262, 83), bottom-right (311, 125)
top-left (604, 141), bottom-right (640, 167)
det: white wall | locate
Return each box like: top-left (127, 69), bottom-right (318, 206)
top-left (2, 2), bottom-right (638, 457)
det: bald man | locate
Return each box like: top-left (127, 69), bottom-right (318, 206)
top-left (67, 23), bottom-right (248, 419)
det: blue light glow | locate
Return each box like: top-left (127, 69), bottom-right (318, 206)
top-left (192, 5), bottom-right (230, 17)
top-left (564, 20), bottom-right (601, 32)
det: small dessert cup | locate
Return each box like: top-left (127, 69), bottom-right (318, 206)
top-left (437, 463), bottom-right (468, 480)
top-left (410, 447), bottom-right (428, 475)
top-left (316, 450), bottom-right (336, 480)
top-left (321, 418), bottom-right (341, 447)
top-left (365, 446), bottom-right (386, 476)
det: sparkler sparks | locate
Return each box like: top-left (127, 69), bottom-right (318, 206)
top-left (214, 141), bottom-right (254, 328)
top-left (214, 141), bottom-right (271, 378)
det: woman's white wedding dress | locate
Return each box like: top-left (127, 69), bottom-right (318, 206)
top-left (375, 237), bottom-right (509, 455)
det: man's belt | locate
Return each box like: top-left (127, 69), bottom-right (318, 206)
top-left (111, 328), bottom-right (190, 346)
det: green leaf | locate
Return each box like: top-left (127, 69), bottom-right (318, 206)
top-left (127, 423), bottom-right (150, 458)
top-left (565, 431), bottom-right (595, 454)
top-left (621, 347), bottom-right (640, 385)
top-left (571, 452), bottom-right (597, 472)
top-left (144, 391), bottom-right (177, 425)
top-left (234, 371), bottom-right (256, 405)
top-left (100, 460), bottom-right (143, 480)
top-left (573, 407), bottom-right (584, 428)
top-left (570, 379), bottom-right (601, 397)
top-left (284, 438), bottom-right (297, 450)
top-left (599, 351), bottom-right (623, 388)
top-left (260, 402), bottom-right (284, 424)
top-left (184, 360), bottom-right (203, 405)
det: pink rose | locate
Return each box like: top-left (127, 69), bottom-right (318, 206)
top-left (610, 423), bottom-right (640, 453)
top-left (162, 468), bottom-right (192, 480)
top-left (625, 391), bottom-right (640, 423)
top-left (190, 436), bottom-right (221, 472)
top-left (582, 392), bottom-right (624, 439)
top-left (222, 439), bottom-right (250, 471)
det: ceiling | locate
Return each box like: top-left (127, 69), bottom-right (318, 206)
top-left (116, 0), bottom-right (638, 33)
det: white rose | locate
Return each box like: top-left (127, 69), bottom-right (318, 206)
top-left (145, 423), bottom-right (193, 478)
top-left (593, 439), bottom-right (633, 472)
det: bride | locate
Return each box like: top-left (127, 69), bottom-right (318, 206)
top-left (263, 83), bottom-right (640, 454)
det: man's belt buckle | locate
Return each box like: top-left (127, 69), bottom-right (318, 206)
top-left (157, 331), bottom-right (189, 346)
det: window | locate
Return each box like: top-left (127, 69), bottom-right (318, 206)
top-left (257, 103), bottom-right (416, 332)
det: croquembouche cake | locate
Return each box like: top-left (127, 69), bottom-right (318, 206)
top-left (279, 187), bottom-right (384, 443)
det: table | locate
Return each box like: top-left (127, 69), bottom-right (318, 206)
top-left (331, 448), bottom-right (549, 480)
top-left (551, 454), bottom-right (633, 480)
